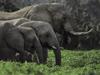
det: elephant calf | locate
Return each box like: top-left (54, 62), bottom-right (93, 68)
top-left (0, 22), bottom-right (44, 64)
top-left (0, 22), bottom-right (32, 61)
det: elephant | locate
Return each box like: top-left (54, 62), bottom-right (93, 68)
top-left (0, 22), bottom-right (31, 61)
top-left (19, 21), bottom-right (61, 65)
top-left (55, 33), bottom-right (63, 47)
top-left (0, 18), bottom-right (61, 65)
top-left (0, 22), bottom-right (44, 64)
top-left (0, 3), bottom-right (93, 50)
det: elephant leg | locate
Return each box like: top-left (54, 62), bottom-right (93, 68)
top-left (63, 33), bottom-right (79, 50)
top-left (33, 47), bottom-right (48, 64)
top-left (18, 51), bottom-right (32, 62)
top-left (68, 35), bottom-right (79, 50)
top-left (43, 47), bottom-right (48, 64)
top-left (35, 48), bottom-right (44, 64)
top-left (62, 32), bottom-right (69, 49)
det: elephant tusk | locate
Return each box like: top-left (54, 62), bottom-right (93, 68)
top-left (15, 52), bottom-right (20, 57)
top-left (52, 46), bottom-right (57, 50)
top-left (69, 28), bottom-right (93, 35)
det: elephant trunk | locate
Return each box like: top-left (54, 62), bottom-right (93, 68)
top-left (52, 45), bottom-right (61, 66)
top-left (50, 39), bottom-right (61, 65)
top-left (48, 31), bottom-right (61, 65)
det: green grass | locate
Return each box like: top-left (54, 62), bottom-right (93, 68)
top-left (0, 50), bottom-right (100, 75)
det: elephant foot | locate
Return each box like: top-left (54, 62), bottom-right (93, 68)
top-left (16, 51), bottom-right (33, 62)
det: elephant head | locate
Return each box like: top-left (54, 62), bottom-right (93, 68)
top-left (33, 22), bottom-right (61, 65)
top-left (56, 33), bottom-right (63, 47)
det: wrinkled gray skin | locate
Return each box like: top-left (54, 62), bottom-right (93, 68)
top-left (0, 23), bottom-right (31, 61)
top-left (0, 22), bottom-right (44, 64)
top-left (26, 3), bottom-right (93, 50)
top-left (20, 21), bottom-right (61, 65)
top-left (0, 18), bottom-right (61, 65)
top-left (0, 3), bottom-right (93, 50)
top-left (17, 26), bottom-right (43, 63)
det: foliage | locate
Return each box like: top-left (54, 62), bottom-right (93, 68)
top-left (0, 50), bottom-right (99, 75)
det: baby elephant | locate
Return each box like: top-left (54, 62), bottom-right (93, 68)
top-left (0, 22), bottom-right (44, 64)
top-left (0, 22), bottom-right (31, 61)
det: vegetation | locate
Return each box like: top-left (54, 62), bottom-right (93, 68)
top-left (0, 50), bottom-right (100, 75)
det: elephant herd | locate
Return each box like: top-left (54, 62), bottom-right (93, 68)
top-left (0, 3), bottom-right (94, 65)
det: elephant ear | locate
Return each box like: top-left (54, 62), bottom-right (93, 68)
top-left (17, 26), bottom-right (35, 41)
top-left (3, 22), bottom-right (15, 33)
top-left (17, 26), bottom-right (35, 50)
top-left (3, 23), bottom-right (24, 51)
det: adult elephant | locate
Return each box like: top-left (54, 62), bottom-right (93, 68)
top-left (0, 22), bottom-right (43, 64)
top-left (0, 3), bottom-right (93, 49)
top-left (20, 21), bottom-right (61, 65)
top-left (1, 18), bottom-right (61, 65)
